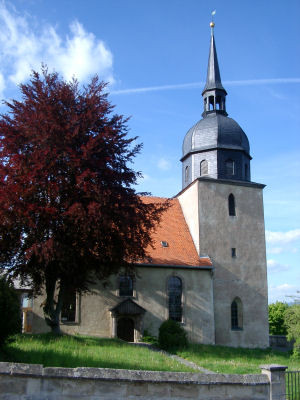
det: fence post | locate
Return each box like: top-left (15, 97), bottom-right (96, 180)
top-left (261, 364), bottom-right (288, 400)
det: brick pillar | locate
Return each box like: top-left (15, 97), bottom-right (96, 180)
top-left (261, 364), bottom-right (288, 400)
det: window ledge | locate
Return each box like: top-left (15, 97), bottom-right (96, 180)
top-left (231, 327), bottom-right (243, 331)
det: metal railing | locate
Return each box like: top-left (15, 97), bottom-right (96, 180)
top-left (286, 371), bottom-right (300, 400)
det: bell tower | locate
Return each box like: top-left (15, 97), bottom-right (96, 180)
top-left (177, 18), bottom-right (269, 348)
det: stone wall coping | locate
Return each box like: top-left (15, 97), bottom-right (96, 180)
top-left (260, 364), bottom-right (288, 372)
top-left (0, 362), bottom-right (269, 385)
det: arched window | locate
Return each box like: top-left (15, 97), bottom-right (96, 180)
top-left (228, 193), bottom-right (236, 216)
top-left (231, 297), bottom-right (243, 330)
top-left (61, 290), bottom-right (77, 322)
top-left (216, 95), bottom-right (222, 110)
top-left (168, 276), bottom-right (182, 322)
top-left (209, 95), bottom-right (214, 110)
top-left (119, 275), bottom-right (133, 297)
top-left (200, 160), bottom-right (208, 176)
top-left (185, 166), bottom-right (189, 183)
top-left (225, 159), bottom-right (235, 176)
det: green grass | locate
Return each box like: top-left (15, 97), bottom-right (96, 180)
top-left (0, 334), bottom-right (195, 372)
top-left (1, 334), bottom-right (299, 375)
top-left (176, 343), bottom-right (300, 374)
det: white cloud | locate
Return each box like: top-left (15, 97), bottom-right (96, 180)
top-left (224, 78), bottom-right (300, 86)
top-left (266, 229), bottom-right (300, 245)
top-left (268, 283), bottom-right (299, 304)
top-left (111, 82), bottom-right (203, 95)
top-left (267, 259), bottom-right (289, 273)
top-left (0, 72), bottom-right (5, 95)
top-left (0, 3), bottom-right (114, 97)
top-left (110, 78), bottom-right (300, 96)
top-left (157, 157), bottom-right (171, 171)
top-left (267, 247), bottom-right (284, 254)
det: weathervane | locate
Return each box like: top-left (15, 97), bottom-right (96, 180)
top-left (210, 10), bottom-right (216, 34)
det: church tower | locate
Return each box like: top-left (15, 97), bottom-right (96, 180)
top-left (177, 20), bottom-right (269, 348)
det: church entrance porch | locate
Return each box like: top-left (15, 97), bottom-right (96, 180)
top-left (110, 298), bottom-right (146, 342)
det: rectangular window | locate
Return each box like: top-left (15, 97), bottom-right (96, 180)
top-left (231, 248), bottom-right (236, 258)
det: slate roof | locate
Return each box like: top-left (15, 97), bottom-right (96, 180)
top-left (110, 298), bottom-right (146, 315)
top-left (182, 112), bottom-right (250, 159)
top-left (139, 196), bottom-right (212, 268)
top-left (202, 33), bottom-right (226, 94)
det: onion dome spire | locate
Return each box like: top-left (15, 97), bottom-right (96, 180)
top-left (181, 13), bottom-right (252, 189)
top-left (202, 15), bottom-right (227, 117)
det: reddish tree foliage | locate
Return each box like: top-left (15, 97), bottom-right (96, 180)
top-left (0, 69), bottom-right (167, 333)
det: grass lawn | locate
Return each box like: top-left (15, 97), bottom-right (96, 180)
top-left (1, 334), bottom-right (299, 375)
top-left (176, 343), bottom-right (300, 374)
top-left (0, 334), bottom-right (195, 372)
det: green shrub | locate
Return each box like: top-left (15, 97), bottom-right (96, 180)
top-left (142, 329), bottom-right (158, 346)
top-left (158, 319), bottom-right (188, 351)
top-left (268, 301), bottom-right (288, 335)
top-left (0, 277), bottom-right (21, 346)
top-left (284, 304), bottom-right (300, 358)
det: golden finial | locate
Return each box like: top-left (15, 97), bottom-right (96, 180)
top-left (210, 10), bottom-right (216, 34)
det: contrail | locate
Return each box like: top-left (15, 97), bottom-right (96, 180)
top-left (110, 78), bottom-right (300, 95)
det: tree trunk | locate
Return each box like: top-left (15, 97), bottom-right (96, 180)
top-left (43, 276), bottom-right (64, 334)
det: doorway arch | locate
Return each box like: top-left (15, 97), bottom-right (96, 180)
top-left (117, 317), bottom-right (134, 342)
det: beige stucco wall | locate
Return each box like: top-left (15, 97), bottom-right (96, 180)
top-left (178, 178), bottom-right (269, 348)
top-left (31, 265), bottom-right (215, 344)
top-left (177, 180), bottom-right (200, 254)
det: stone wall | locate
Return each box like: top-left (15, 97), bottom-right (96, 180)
top-left (269, 335), bottom-right (294, 351)
top-left (178, 178), bottom-right (269, 349)
top-left (0, 362), bottom-right (272, 400)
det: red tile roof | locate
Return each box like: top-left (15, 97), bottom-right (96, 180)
top-left (139, 196), bottom-right (212, 268)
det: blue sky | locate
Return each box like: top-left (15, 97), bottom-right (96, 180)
top-left (0, 0), bottom-right (299, 303)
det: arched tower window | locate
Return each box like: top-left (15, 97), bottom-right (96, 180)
top-left (216, 95), bottom-right (222, 110)
top-left (225, 159), bottom-right (235, 176)
top-left (231, 297), bottom-right (243, 330)
top-left (228, 193), bottom-right (236, 216)
top-left (61, 290), bottom-right (77, 322)
top-left (200, 160), bottom-right (208, 176)
top-left (185, 166), bottom-right (189, 183)
top-left (168, 276), bottom-right (182, 322)
top-left (209, 95), bottom-right (214, 110)
top-left (119, 275), bottom-right (133, 297)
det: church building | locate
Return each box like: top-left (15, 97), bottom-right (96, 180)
top-left (28, 22), bottom-right (269, 348)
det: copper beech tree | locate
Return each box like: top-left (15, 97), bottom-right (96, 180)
top-left (0, 69), bottom-right (167, 333)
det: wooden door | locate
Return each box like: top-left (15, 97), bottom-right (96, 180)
top-left (117, 318), bottom-right (134, 342)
